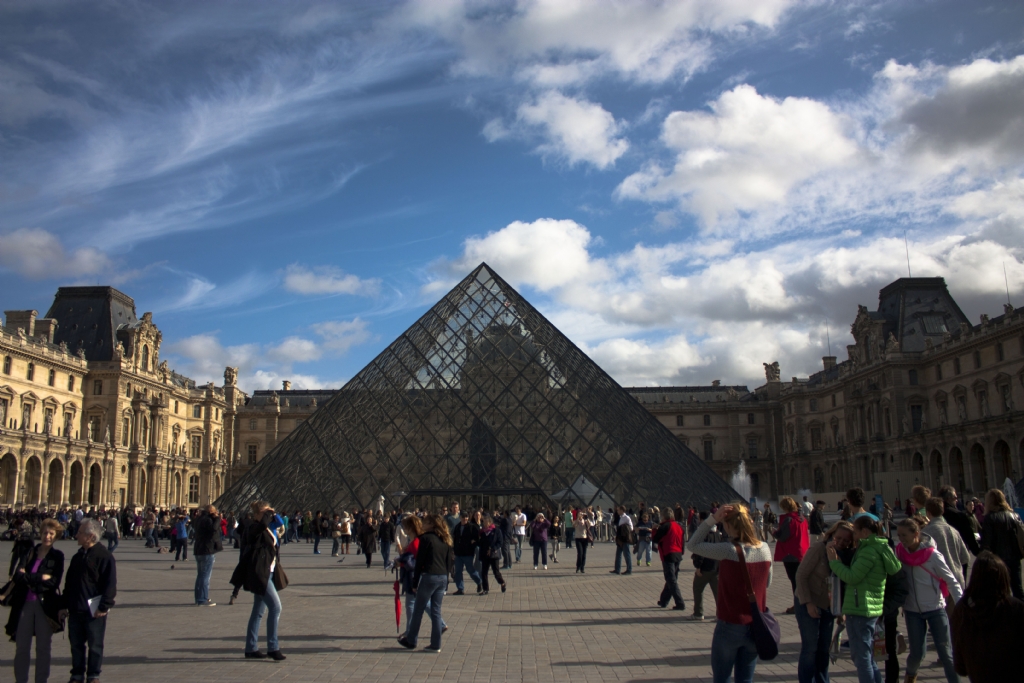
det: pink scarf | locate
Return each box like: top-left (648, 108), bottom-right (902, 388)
top-left (896, 543), bottom-right (949, 598)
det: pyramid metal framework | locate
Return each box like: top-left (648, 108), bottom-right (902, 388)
top-left (216, 264), bottom-right (741, 515)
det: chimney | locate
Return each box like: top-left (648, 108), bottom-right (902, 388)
top-left (823, 356), bottom-right (837, 371)
top-left (34, 318), bottom-right (57, 344)
top-left (4, 310), bottom-right (37, 337)
top-left (282, 380), bottom-right (291, 391)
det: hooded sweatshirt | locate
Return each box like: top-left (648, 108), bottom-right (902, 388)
top-left (829, 534), bottom-right (902, 617)
top-left (896, 537), bottom-right (963, 613)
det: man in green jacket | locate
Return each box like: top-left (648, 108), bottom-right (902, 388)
top-left (827, 516), bottom-right (902, 683)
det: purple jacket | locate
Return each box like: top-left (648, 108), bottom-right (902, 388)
top-left (530, 520), bottom-right (551, 544)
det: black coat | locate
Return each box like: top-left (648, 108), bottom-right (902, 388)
top-left (62, 543), bottom-right (116, 615)
top-left (4, 545), bottom-right (65, 639)
top-left (229, 517), bottom-right (280, 595)
top-left (452, 522), bottom-right (480, 557)
top-left (944, 503), bottom-right (981, 556)
top-left (981, 510), bottom-right (1023, 564)
top-left (193, 513), bottom-right (222, 556)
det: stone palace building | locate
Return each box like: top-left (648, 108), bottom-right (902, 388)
top-left (2, 276), bottom-right (1022, 510)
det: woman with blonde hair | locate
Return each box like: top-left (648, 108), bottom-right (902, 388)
top-left (6, 518), bottom-right (65, 683)
top-left (795, 520), bottom-right (854, 683)
top-left (399, 514), bottom-right (454, 652)
top-left (687, 503), bottom-right (773, 683)
top-left (981, 488), bottom-right (1023, 599)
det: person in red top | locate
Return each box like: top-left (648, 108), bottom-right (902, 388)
top-left (773, 496), bottom-right (809, 614)
top-left (687, 503), bottom-right (773, 683)
top-left (652, 507), bottom-right (686, 609)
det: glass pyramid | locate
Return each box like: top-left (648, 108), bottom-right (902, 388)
top-left (217, 264), bottom-right (740, 514)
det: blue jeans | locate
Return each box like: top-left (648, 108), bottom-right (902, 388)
top-left (246, 574), bottom-right (281, 653)
top-left (454, 555), bottom-right (481, 591)
top-left (514, 535), bottom-right (523, 561)
top-left (846, 615), bottom-right (882, 683)
top-left (381, 541), bottom-right (391, 568)
top-left (406, 574), bottom-right (447, 649)
top-left (565, 527), bottom-right (574, 548)
top-left (614, 543), bottom-right (632, 572)
top-left (905, 609), bottom-right (959, 682)
top-left (711, 621), bottom-right (758, 683)
top-left (637, 539), bottom-right (652, 564)
top-left (313, 536), bottom-right (321, 553)
top-left (68, 611), bottom-right (106, 681)
top-left (794, 598), bottom-right (835, 683)
top-left (194, 554), bottom-right (215, 604)
top-left (106, 533), bottom-right (118, 552)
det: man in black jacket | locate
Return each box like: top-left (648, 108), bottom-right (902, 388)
top-left (193, 506), bottom-right (222, 606)
top-left (452, 511), bottom-right (482, 595)
top-left (60, 518), bottom-right (116, 683)
top-left (690, 511), bottom-right (720, 621)
top-left (939, 486), bottom-right (981, 566)
top-left (809, 501), bottom-right (827, 541)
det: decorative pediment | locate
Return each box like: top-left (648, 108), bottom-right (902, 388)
top-left (19, 390), bottom-right (41, 403)
top-left (970, 378), bottom-right (988, 393)
top-left (933, 389), bottom-right (948, 401)
top-left (951, 384), bottom-right (967, 397)
top-left (62, 401), bottom-right (79, 413)
top-left (41, 396), bottom-right (59, 408)
top-left (0, 384), bottom-right (14, 399)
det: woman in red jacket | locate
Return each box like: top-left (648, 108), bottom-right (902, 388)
top-left (773, 497), bottom-right (809, 614)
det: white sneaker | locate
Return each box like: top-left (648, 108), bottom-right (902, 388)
top-left (543, 565), bottom-right (548, 570)
top-left (533, 566), bottom-right (537, 570)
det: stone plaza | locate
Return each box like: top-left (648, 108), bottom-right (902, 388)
top-left (1, 537), bottom-right (956, 682)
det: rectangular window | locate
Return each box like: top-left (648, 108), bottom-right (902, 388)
top-left (193, 405), bottom-right (202, 419)
top-left (247, 444), bottom-right (258, 465)
top-left (68, 375), bottom-right (75, 392)
top-left (249, 418), bottom-right (257, 430)
top-left (747, 437), bottom-right (758, 459)
top-left (26, 363), bottom-right (34, 381)
top-left (2, 356), bottom-right (10, 374)
top-left (884, 408), bottom-right (892, 436)
top-left (908, 369), bottom-right (918, 386)
top-left (954, 357), bottom-right (961, 375)
top-left (122, 417), bottom-right (130, 447)
top-left (703, 414), bottom-right (711, 426)
top-left (973, 350), bottom-right (982, 369)
top-left (215, 408), bottom-right (220, 420)
top-left (747, 413), bottom-right (755, 425)
top-left (996, 342), bottom-right (1004, 362)
top-left (174, 400), bottom-right (179, 414)
top-left (831, 394), bottom-right (837, 408)
top-left (93, 380), bottom-right (102, 395)
top-left (703, 440), bottom-right (713, 461)
top-left (809, 398), bottom-right (818, 412)
top-left (911, 405), bottom-right (922, 433)
top-left (48, 369), bottom-right (55, 387)
top-left (675, 415), bottom-right (684, 426)
top-left (191, 435), bottom-right (202, 458)
top-left (832, 422), bottom-right (840, 444)
top-left (810, 427), bottom-right (822, 450)
top-left (935, 364), bottom-right (943, 381)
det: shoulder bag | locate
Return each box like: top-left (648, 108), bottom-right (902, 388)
top-left (733, 542), bottom-right (781, 661)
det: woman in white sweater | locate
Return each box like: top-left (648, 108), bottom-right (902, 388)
top-left (895, 517), bottom-right (963, 683)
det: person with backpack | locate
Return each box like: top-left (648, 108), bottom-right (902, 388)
top-left (690, 511), bottom-right (721, 621)
top-left (478, 515), bottom-right (507, 595)
top-left (895, 517), bottom-right (962, 683)
top-left (774, 497), bottom-right (810, 614)
top-left (980, 488), bottom-right (1023, 600)
top-left (652, 507), bottom-right (686, 610)
top-left (827, 515), bottom-right (903, 683)
top-left (611, 506), bottom-right (634, 575)
top-left (686, 503), bottom-right (772, 683)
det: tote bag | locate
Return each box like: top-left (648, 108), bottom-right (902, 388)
top-left (733, 542), bottom-right (781, 660)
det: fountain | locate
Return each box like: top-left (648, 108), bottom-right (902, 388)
top-left (731, 461), bottom-right (752, 503)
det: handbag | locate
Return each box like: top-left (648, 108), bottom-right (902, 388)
top-left (733, 542), bottom-right (781, 661)
top-left (272, 564), bottom-right (289, 591)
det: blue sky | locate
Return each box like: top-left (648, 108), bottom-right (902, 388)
top-left (1, 0), bottom-right (1023, 392)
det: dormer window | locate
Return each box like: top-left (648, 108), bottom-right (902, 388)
top-left (141, 345), bottom-right (150, 372)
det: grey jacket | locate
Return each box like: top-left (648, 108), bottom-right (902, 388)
top-left (922, 516), bottom-right (970, 588)
top-left (902, 538), bottom-right (963, 613)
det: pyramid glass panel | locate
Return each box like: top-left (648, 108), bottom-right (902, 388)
top-left (217, 264), bottom-right (741, 514)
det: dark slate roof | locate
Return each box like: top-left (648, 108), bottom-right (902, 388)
top-left (875, 277), bottom-right (970, 353)
top-left (45, 286), bottom-right (138, 362)
top-left (247, 389), bottom-right (338, 408)
top-left (625, 385), bottom-right (756, 403)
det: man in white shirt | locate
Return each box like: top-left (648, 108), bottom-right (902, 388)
top-left (801, 496), bottom-right (814, 519)
top-left (513, 507), bottom-right (527, 563)
top-left (611, 506), bottom-right (634, 574)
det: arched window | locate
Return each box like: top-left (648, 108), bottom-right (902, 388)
top-left (188, 474), bottom-right (200, 504)
top-left (141, 345), bottom-right (150, 372)
top-left (27, 363), bottom-right (35, 381)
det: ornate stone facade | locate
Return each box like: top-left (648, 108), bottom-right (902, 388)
top-left (1, 288), bottom-right (234, 509)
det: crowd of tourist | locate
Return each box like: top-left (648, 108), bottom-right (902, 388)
top-left (3, 484), bottom-right (1023, 681)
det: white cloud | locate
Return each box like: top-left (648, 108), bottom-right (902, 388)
top-left (167, 317), bottom-right (372, 392)
top-left (516, 91), bottom-right (629, 169)
top-left (617, 84), bottom-right (858, 225)
top-left (407, 0), bottom-right (800, 86)
top-left (0, 228), bottom-right (113, 280)
top-left (282, 264), bottom-right (381, 296)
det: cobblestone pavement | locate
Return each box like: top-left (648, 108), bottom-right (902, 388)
top-left (1, 538), bottom-right (955, 682)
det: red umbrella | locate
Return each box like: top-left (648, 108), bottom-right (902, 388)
top-left (393, 578), bottom-right (402, 633)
